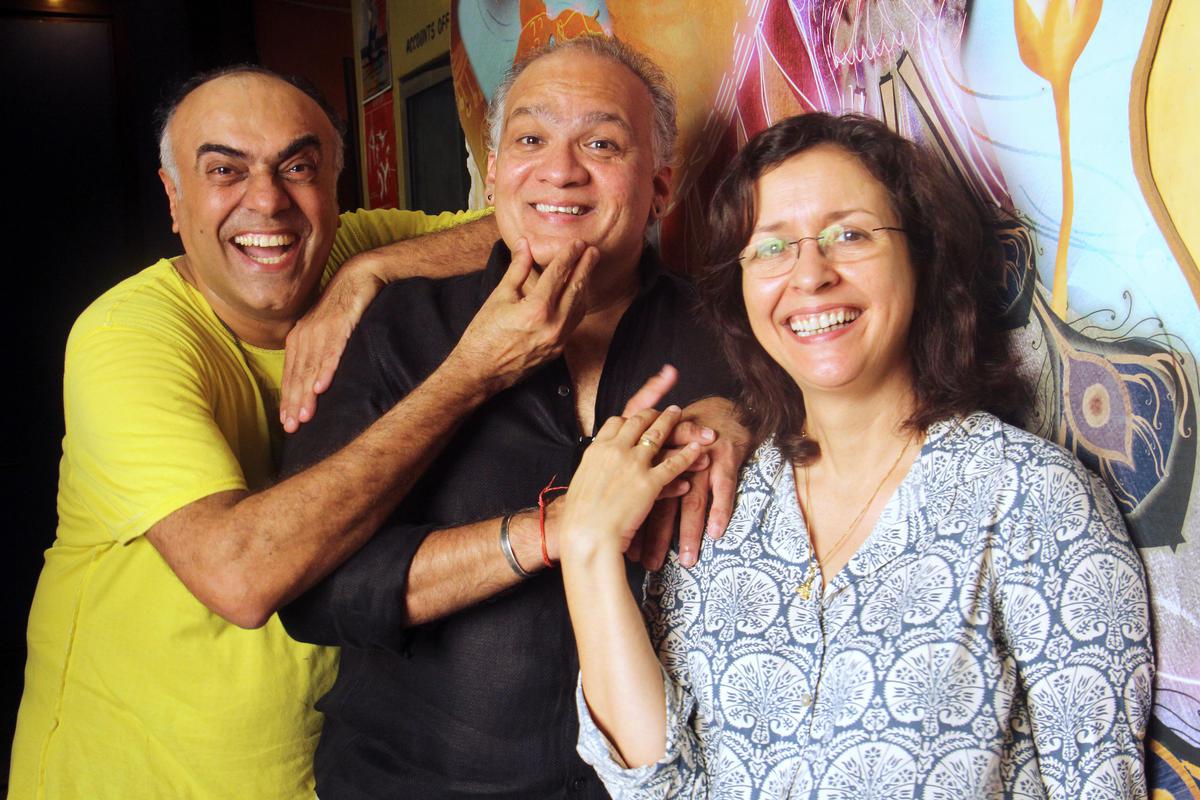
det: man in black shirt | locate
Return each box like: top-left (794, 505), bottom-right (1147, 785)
top-left (281, 37), bottom-right (739, 798)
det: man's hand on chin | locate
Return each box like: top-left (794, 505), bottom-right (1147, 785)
top-left (445, 237), bottom-right (598, 395)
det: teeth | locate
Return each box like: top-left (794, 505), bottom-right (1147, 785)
top-left (788, 308), bottom-right (860, 337)
top-left (233, 233), bottom-right (295, 247)
top-left (534, 203), bottom-right (584, 215)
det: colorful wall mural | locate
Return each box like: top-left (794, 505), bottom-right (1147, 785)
top-left (450, 1), bottom-right (1200, 794)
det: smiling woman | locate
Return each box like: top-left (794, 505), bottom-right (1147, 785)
top-left (558, 113), bottom-right (1155, 798)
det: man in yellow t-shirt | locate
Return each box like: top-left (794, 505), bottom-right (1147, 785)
top-left (10, 66), bottom-right (595, 799)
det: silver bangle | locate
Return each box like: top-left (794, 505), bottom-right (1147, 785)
top-left (500, 514), bottom-right (533, 579)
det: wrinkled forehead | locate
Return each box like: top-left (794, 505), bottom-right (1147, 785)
top-left (500, 51), bottom-right (652, 140)
top-left (172, 73), bottom-right (332, 153)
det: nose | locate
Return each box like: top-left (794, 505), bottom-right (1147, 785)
top-left (535, 140), bottom-right (588, 187)
top-left (787, 238), bottom-right (838, 293)
top-left (242, 170), bottom-right (292, 217)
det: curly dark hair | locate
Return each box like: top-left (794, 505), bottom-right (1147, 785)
top-left (698, 112), bottom-right (1027, 462)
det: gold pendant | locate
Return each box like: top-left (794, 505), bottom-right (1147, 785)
top-left (796, 566), bottom-right (814, 600)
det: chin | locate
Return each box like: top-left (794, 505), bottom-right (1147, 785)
top-left (525, 238), bottom-right (579, 268)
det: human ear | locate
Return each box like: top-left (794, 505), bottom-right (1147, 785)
top-left (485, 151), bottom-right (497, 205)
top-left (649, 165), bottom-right (673, 223)
top-left (158, 168), bottom-right (181, 234)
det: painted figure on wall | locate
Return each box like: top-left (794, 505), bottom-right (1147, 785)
top-left (452, 1), bottom-right (1199, 794)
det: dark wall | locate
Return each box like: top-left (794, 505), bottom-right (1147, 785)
top-left (1, 0), bottom-right (352, 787)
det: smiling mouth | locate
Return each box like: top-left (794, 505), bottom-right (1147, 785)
top-left (232, 232), bottom-right (297, 265)
top-left (533, 203), bottom-right (588, 216)
top-left (788, 307), bottom-right (861, 337)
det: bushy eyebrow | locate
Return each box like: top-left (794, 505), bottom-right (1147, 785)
top-left (195, 143), bottom-right (247, 162)
top-left (194, 134), bottom-right (321, 167)
top-left (581, 111), bottom-right (631, 132)
top-left (507, 105), bottom-right (631, 133)
top-left (275, 134), bottom-right (322, 163)
top-left (508, 104), bottom-right (555, 126)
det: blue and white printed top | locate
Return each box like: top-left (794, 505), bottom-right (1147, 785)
top-left (577, 413), bottom-right (1153, 799)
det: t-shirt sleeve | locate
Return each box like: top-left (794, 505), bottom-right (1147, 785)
top-left (322, 207), bottom-right (492, 285)
top-left (61, 323), bottom-right (247, 544)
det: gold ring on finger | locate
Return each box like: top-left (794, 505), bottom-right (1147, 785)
top-left (638, 437), bottom-right (657, 448)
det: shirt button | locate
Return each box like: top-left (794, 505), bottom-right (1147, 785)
top-left (557, 384), bottom-right (571, 397)
top-left (800, 692), bottom-right (814, 707)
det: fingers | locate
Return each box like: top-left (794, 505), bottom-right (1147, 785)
top-left (676, 469), bottom-right (709, 568)
top-left (497, 237), bottom-right (535, 292)
top-left (280, 344), bottom-right (302, 430)
top-left (639, 498), bottom-right (679, 571)
top-left (664, 418), bottom-right (716, 448)
top-left (556, 245), bottom-right (599, 318)
top-left (621, 365), bottom-right (678, 417)
top-left (705, 448), bottom-right (739, 540)
top-left (312, 350), bottom-right (341, 395)
top-left (280, 332), bottom-right (320, 433)
top-left (527, 239), bottom-right (589, 307)
top-left (615, 406), bottom-right (681, 453)
top-left (655, 446), bottom-right (710, 473)
top-left (626, 527), bottom-right (644, 563)
top-left (592, 414), bottom-right (627, 443)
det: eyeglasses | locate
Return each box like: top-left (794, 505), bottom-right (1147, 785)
top-left (738, 224), bottom-right (907, 278)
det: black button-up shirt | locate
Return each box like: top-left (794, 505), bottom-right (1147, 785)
top-left (280, 242), bottom-right (733, 799)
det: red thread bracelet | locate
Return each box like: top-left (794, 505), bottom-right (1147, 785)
top-left (538, 476), bottom-right (569, 568)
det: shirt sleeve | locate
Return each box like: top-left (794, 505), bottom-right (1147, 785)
top-left (574, 556), bottom-right (709, 799)
top-left (322, 207), bottom-right (492, 285)
top-left (276, 288), bottom-right (439, 652)
top-left (61, 323), bottom-right (247, 544)
top-left (1000, 453), bottom-right (1154, 798)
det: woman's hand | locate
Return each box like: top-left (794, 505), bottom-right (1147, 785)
top-left (559, 407), bottom-right (704, 565)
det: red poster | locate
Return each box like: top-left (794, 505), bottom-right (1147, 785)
top-left (363, 90), bottom-right (398, 209)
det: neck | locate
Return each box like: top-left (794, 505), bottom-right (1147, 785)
top-left (587, 251), bottom-right (643, 316)
top-left (174, 256), bottom-right (299, 349)
top-left (802, 372), bottom-right (917, 480)
top-left (217, 314), bottom-right (291, 350)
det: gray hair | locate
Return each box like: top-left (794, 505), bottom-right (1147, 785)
top-left (156, 64), bottom-right (345, 185)
top-left (485, 36), bottom-right (677, 171)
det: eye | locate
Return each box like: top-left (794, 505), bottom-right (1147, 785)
top-left (585, 139), bottom-right (616, 151)
top-left (821, 224), bottom-right (870, 245)
top-left (282, 160), bottom-right (318, 181)
top-left (516, 134), bottom-right (542, 146)
top-left (204, 163), bottom-right (242, 184)
top-left (753, 238), bottom-right (789, 260)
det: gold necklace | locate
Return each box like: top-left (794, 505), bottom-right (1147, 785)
top-left (795, 433), bottom-right (913, 600)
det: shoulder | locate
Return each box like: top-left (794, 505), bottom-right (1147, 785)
top-left (648, 265), bottom-right (703, 313)
top-left (337, 207), bottom-right (489, 239)
top-left (345, 267), bottom-right (489, 380)
top-left (928, 411), bottom-right (1092, 482)
top-left (363, 268), bottom-right (487, 331)
top-left (717, 439), bottom-right (790, 546)
top-left (68, 259), bottom-right (218, 362)
top-left (933, 413), bottom-right (1131, 551)
top-left (740, 438), bottom-right (788, 489)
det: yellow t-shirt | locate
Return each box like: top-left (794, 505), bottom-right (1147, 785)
top-left (10, 207), bottom-right (487, 799)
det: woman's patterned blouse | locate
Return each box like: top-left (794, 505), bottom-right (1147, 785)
top-left (577, 412), bottom-right (1154, 799)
